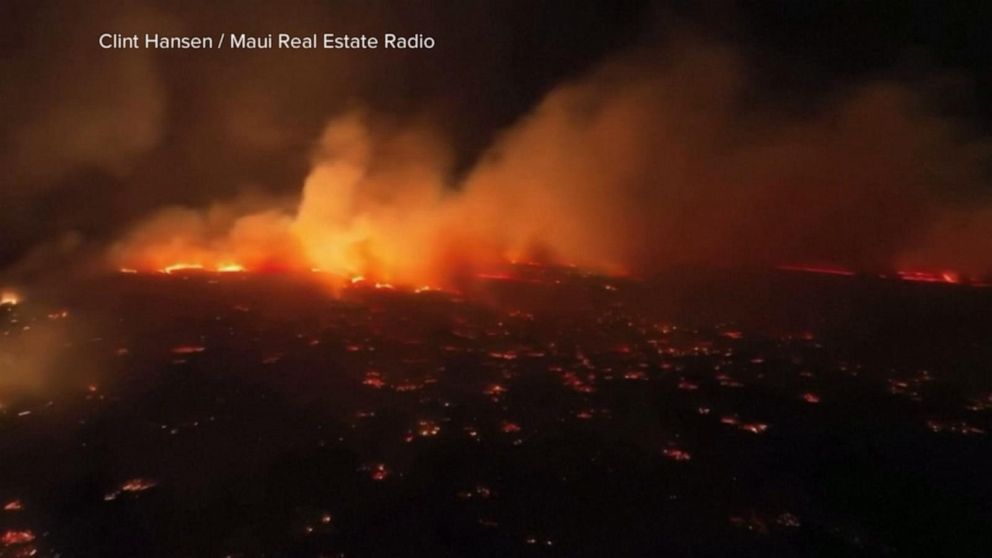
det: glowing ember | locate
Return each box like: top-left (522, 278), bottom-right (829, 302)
top-left (739, 422), bottom-right (769, 434)
top-left (121, 478), bottom-right (158, 492)
top-left (623, 370), bottom-right (648, 381)
top-left (800, 392), bottom-right (821, 404)
top-left (367, 463), bottom-right (390, 481)
top-left (216, 262), bottom-right (246, 273)
top-left (778, 264), bottom-right (856, 277)
top-left (104, 478), bottom-right (158, 501)
top-left (161, 263), bottom-right (205, 274)
top-left (0, 290), bottom-right (20, 306)
top-left (483, 383), bottom-right (508, 398)
top-left (500, 421), bottom-right (522, 433)
top-left (362, 371), bottom-right (386, 389)
top-left (0, 530), bottom-right (34, 546)
top-left (926, 419), bottom-right (985, 436)
top-left (662, 447), bottom-right (692, 461)
top-left (897, 270), bottom-right (959, 283)
top-left (171, 345), bottom-right (206, 355)
top-left (3, 500), bottom-right (22, 512)
top-left (416, 420), bottom-right (441, 437)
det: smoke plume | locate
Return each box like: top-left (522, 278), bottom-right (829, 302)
top-left (108, 39), bottom-right (992, 285)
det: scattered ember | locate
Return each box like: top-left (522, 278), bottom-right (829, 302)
top-left (561, 372), bottom-right (596, 393)
top-left (3, 500), bottom-right (23, 512)
top-left (1, 263), bottom-right (988, 554)
top-left (500, 421), bottom-right (522, 433)
top-left (364, 463), bottom-right (390, 481)
top-left (105, 478), bottom-right (158, 501)
top-left (362, 371), bottom-right (386, 389)
top-left (483, 383), bottom-right (507, 398)
top-left (926, 419), bottom-right (985, 436)
top-left (457, 485), bottom-right (494, 500)
top-left (1, 530), bottom-right (34, 546)
top-left (739, 423), bottom-right (769, 435)
top-left (416, 420), bottom-right (441, 437)
top-left (662, 447), bottom-right (692, 461)
top-left (122, 478), bottom-right (158, 492)
top-left (965, 393), bottom-right (992, 412)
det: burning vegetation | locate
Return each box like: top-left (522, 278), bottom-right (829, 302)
top-left (99, 38), bottom-right (992, 290)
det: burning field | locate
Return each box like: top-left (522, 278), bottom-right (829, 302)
top-left (4, 1), bottom-right (992, 556)
top-left (1, 265), bottom-right (991, 556)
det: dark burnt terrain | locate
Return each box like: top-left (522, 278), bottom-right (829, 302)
top-left (0, 266), bottom-right (990, 557)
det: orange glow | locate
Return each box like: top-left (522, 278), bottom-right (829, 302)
top-left (896, 270), bottom-right (959, 284)
top-left (171, 345), bottom-right (206, 355)
top-left (161, 263), bottom-right (204, 274)
top-left (3, 500), bottom-right (22, 512)
top-left (777, 264), bottom-right (856, 277)
top-left (216, 262), bottom-right (246, 273)
top-left (0, 290), bottom-right (19, 306)
top-left (1, 529), bottom-right (34, 546)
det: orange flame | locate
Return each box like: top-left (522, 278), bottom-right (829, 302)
top-left (0, 290), bottom-right (20, 306)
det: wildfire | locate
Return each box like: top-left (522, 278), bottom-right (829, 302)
top-left (216, 262), bottom-right (246, 273)
top-left (0, 290), bottom-right (19, 306)
top-left (896, 270), bottom-right (959, 284)
top-left (161, 263), bottom-right (204, 274)
top-left (121, 261), bottom-right (252, 274)
top-left (781, 263), bottom-right (989, 287)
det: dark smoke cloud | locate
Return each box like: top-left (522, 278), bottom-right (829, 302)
top-left (458, 39), bottom-right (991, 274)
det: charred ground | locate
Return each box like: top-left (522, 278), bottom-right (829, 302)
top-left (0, 267), bottom-right (990, 557)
